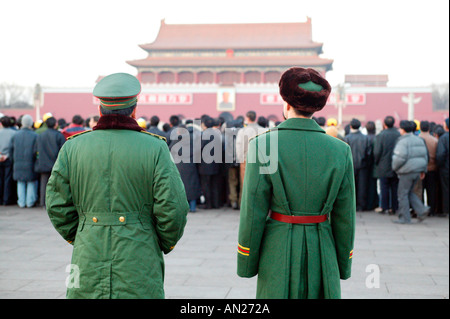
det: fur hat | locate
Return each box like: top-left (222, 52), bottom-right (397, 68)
top-left (279, 67), bottom-right (331, 114)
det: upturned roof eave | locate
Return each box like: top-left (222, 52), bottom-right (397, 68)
top-left (126, 58), bottom-right (334, 69)
top-left (138, 42), bottom-right (324, 52)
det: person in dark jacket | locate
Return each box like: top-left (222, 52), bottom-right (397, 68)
top-left (436, 118), bottom-right (449, 216)
top-left (34, 117), bottom-right (66, 207)
top-left (373, 116), bottom-right (401, 215)
top-left (198, 116), bottom-right (222, 209)
top-left (0, 115), bottom-right (17, 205)
top-left (167, 115), bottom-right (181, 148)
top-left (365, 121), bottom-right (379, 210)
top-left (147, 115), bottom-right (168, 144)
top-left (9, 115), bottom-right (38, 208)
top-left (344, 118), bottom-right (371, 211)
top-left (170, 120), bottom-right (202, 212)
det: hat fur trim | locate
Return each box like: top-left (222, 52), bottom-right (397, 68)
top-left (279, 67), bottom-right (331, 113)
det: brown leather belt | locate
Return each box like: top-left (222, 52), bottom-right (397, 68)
top-left (269, 211), bottom-right (328, 224)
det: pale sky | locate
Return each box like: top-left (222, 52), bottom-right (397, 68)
top-left (1, 0), bottom-right (448, 89)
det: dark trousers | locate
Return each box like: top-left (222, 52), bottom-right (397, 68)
top-left (422, 171), bottom-right (438, 215)
top-left (440, 171), bottom-right (449, 215)
top-left (200, 174), bottom-right (221, 209)
top-left (379, 176), bottom-right (399, 212)
top-left (0, 158), bottom-right (14, 205)
top-left (354, 168), bottom-right (368, 211)
top-left (367, 175), bottom-right (379, 210)
top-left (39, 172), bottom-right (51, 207)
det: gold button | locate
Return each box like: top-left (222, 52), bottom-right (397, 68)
top-left (119, 216), bottom-right (125, 222)
top-left (92, 217), bottom-right (98, 223)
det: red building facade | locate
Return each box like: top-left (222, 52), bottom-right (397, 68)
top-left (2, 19), bottom-right (447, 126)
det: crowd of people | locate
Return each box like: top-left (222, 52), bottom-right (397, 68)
top-left (341, 116), bottom-right (449, 223)
top-left (0, 110), bottom-right (448, 222)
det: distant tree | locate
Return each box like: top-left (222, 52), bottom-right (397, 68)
top-left (432, 83), bottom-right (449, 111)
top-left (0, 82), bottom-right (33, 109)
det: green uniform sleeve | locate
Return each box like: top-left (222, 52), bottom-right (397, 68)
top-left (331, 146), bottom-right (356, 279)
top-left (237, 138), bottom-right (272, 278)
top-left (46, 146), bottom-right (78, 245)
top-left (152, 145), bottom-right (189, 254)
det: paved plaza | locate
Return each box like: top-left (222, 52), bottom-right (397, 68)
top-left (0, 205), bottom-right (448, 299)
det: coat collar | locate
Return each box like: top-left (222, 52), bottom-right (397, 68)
top-left (275, 118), bottom-right (325, 133)
top-left (93, 114), bottom-right (143, 132)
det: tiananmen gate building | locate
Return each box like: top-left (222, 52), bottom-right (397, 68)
top-left (2, 18), bottom-right (447, 126)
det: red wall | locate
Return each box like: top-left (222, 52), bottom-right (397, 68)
top-left (43, 92), bottom-right (99, 121)
top-left (1, 89), bottom-right (447, 127)
top-left (315, 92), bottom-right (447, 125)
top-left (136, 93), bottom-right (219, 121)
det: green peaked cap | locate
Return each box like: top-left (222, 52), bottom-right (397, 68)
top-left (298, 81), bottom-right (324, 92)
top-left (93, 73), bottom-right (141, 110)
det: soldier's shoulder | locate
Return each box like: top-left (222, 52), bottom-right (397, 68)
top-left (249, 128), bottom-right (272, 142)
top-left (139, 130), bottom-right (167, 142)
top-left (66, 130), bottom-right (92, 140)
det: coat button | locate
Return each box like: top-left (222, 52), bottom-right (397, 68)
top-left (92, 217), bottom-right (98, 223)
top-left (119, 216), bottom-right (125, 222)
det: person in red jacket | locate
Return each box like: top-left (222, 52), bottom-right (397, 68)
top-left (61, 114), bottom-right (86, 139)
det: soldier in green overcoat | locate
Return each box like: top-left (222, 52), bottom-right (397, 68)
top-left (46, 73), bottom-right (189, 298)
top-left (237, 67), bottom-right (356, 299)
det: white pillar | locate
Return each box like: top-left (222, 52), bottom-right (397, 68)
top-left (401, 92), bottom-right (422, 121)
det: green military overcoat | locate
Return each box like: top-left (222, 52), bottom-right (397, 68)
top-left (237, 118), bottom-right (356, 299)
top-left (46, 125), bottom-right (188, 299)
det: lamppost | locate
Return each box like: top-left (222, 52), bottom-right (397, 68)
top-left (401, 92), bottom-right (421, 120)
top-left (34, 84), bottom-right (41, 121)
top-left (335, 83), bottom-right (347, 125)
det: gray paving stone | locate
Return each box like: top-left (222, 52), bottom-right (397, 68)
top-left (0, 206), bottom-right (448, 299)
top-left (226, 286), bottom-right (258, 299)
top-left (386, 282), bottom-right (449, 297)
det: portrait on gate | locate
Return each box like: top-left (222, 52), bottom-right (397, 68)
top-left (217, 88), bottom-right (235, 111)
